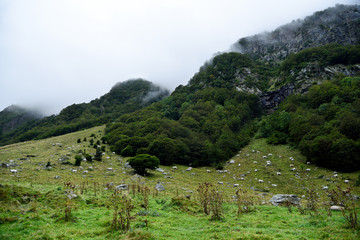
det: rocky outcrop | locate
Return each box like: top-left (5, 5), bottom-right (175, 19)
top-left (233, 5), bottom-right (360, 63)
top-left (259, 83), bottom-right (296, 111)
top-left (259, 64), bottom-right (360, 111)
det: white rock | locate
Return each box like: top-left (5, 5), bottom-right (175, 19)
top-left (330, 205), bottom-right (344, 211)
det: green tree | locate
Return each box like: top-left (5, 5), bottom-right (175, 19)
top-left (74, 155), bottom-right (82, 166)
top-left (128, 154), bottom-right (160, 175)
top-left (94, 147), bottom-right (102, 161)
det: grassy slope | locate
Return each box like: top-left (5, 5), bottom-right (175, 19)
top-left (0, 125), bottom-right (359, 239)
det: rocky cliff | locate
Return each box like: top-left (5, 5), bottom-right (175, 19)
top-left (232, 4), bottom-right (360, 63)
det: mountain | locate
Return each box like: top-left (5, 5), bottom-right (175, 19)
top-left (0, 79), bottom-right (169, 146)
top-left (104, 4), bottom-right (360, 171)
top-left (1, 4), bottom-right (359, 172)
top-left (227, 5), bottom-right (360, 110)
top-left (0, 105), bottom-right (43, 136)
top-left (232, 4), bottom-right (360, 63)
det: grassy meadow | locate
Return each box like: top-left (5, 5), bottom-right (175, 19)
top-left (0, 125), bottom-right (359, 239)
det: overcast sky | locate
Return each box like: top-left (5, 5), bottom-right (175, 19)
top-left (0, 0), bottom-right (358, 115)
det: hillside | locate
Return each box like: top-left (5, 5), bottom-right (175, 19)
top-left (0, 126), bottom-right (359, 239)
top-left (0, 105), bottom-right (43, 135)
top-left (0, 79), bottom-right (169, 146)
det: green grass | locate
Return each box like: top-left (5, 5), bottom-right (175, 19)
top-left (0, 125), bottom-right (359, 239)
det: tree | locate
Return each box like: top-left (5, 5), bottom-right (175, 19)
top-left (94, 147), bottom-right (102, 161)
top-left (74, 155), bottom-right (82, 166)
top-left (128, 154), bottom-right (160, 175)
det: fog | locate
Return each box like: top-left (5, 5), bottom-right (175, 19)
top-left (0, 0), bottom-right (357, 115)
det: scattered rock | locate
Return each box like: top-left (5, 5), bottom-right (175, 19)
top-left (330, 205), bottom-right (344, 211)
top-left (116, 184), bottom-right (128, 190)
top-left (155, 184), bottom-right (165, 191)
top-left (124, 162), bottom-right (132, 169)
top-left (269, 194), bottom-right (300, 206)
top-left (156, 168), bottom-right (165, 173)
top-left (67, 192), bottom-right (78, 200)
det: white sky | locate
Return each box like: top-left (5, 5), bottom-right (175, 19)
top-left (0, 0), bottom-right (358, 115)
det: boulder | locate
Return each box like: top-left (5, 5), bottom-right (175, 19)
top-left (124, 162), bottom-right (132, 169)
top-left (155, 184), bottom-right (165, 191)
top-left (269, 194), bottom-right (300, 206)
top-left (67, 192), bottom-right (78, 200)
top-left (156, 168), bottom-right (165, 173)
top-left (330, 205), bottom-right (344, 211)
top-left (115, 184), bottom-right (128, 190)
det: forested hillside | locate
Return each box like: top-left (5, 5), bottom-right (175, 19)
top-left (257, 75), bottom-right (360, 172)
top-left (0, 79), bottom-right (169, 146)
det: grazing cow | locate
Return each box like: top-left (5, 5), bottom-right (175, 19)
top-left (206, 170), bottom-right (210, 173)
top-left (276, 172), bottom-right (281, 176)
top-left (10, 169), bottom-right (18, 174)
top-left (172, 166), bottom-right (177, 170)
top-left (72, 169), bottom-right (77, 173)
top-left (234, 184), bottom-right (239, 187)
top-left (306, 168), bottom-right (311, 172)
top-left (258, 179), bottom-right (264, 183)
top-left (344, 180), bottom-right (349, 183)
top-left (218, 182), bottom-right (223, 185)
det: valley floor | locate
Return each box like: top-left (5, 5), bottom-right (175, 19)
top-left (0, 126), bottom-right (359, 239)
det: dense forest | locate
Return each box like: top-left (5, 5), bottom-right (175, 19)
top-left (0, 79), bottom-right (169, 146)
